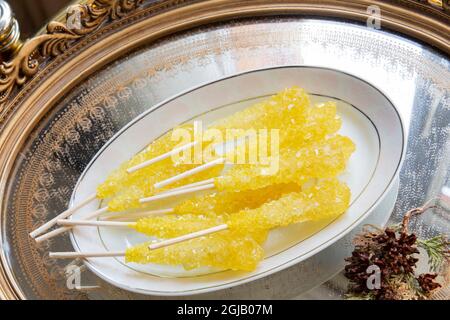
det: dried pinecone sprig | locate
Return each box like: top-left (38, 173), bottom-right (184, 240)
top-left (374, 228), bottom-right (419, 274)
top-left (344, 227), bottom-right (421, 299)
top-left (417, 273), bottom-right (441, 293)
top-left (345, 198), bottom-right (448, 300)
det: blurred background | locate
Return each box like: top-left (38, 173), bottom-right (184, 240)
top-left (8, 0), bottom-right (72, 37)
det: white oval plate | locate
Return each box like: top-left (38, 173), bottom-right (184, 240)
top-left (70, 66), bottom-right (404, 296)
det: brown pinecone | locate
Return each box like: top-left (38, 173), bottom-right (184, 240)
top-left (345, 228), bottom-right (421, 299)
top-left (344, 250), bottom-right (373, 293)
top-left (417, 273), bottom-right (441, 294)
top-left (373, 229), bottom-right (419, 275)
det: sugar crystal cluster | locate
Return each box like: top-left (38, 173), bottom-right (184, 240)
top-left (96, 87), bottom-right (355, 271)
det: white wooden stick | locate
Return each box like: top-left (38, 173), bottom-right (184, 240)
top-left (82, 206), bottom-right (110, 220)
top-left (139, 183), bottom-right (215, 204)
top-left (34, 157), bottom-right (219, 240)
top-left (104, 208), bottom-right (174, 220)
top-left (126, 141), bottom-right (198, 174)
top-left (159, 178), bottom-right (214, 194)
top-left (135, 178), bottom-right (215, 204)
top-left (58, 178), bottom-right (215, 226)
top-left (154, 158), bottom-right (225, 189)
top-left (57, 220), bottom-right (135, 227)
top-left (49, 251), bottom-right (125, 259)
top-left (34, 206), bottom-right (109, 243)
top-left (148, 224), bottom-right (228, 250)
top-left (35, 167), bottom-right (218, 242)
top-left (30, 193), bottom-right (97, 238)
top-left (49, 224), bottom-right (228, 259)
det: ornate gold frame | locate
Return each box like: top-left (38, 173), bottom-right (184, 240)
top-left (0, 0), bottom-right (448, 300)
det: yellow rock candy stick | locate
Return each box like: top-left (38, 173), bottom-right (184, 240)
top-left (124, 178), bottom-right (348, 271)
top-left (225, 100), bottom-right (342, 163)
top-left (97, 87), bottom-right (311, 199)
top-left (97, 87), bottom-right (310, 198)
top-left (107, 163), bottom-right (224, 211)
top-left (227, 178), bottom-right (351, 234)
top-left (217, 135), bottom-right (355, 192)
top-left (131, 213), bottom-right (267, 243)
top-left (212, 86), bottom-right (310, 132)
top-left (104, 87), bottom-right (314, 209)
top-left (125, 232), bottom-right (265, 271)
top-left (174, 183), bottom-right (301, 216)
top-left (169, 102), bottom-right (343, 216)
top-left (129, 179), bottom-right (348, 243)
top-left (132, 214), bottom-right (228, 239)
top-left (107, 132), bottom-right (353, 212)
top-left (279, 101), bottom-right (342, 149)
top-left (96, 125), bottom-right (197, 199)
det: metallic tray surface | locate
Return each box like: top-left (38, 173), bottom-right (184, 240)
top-left (1, 17), bottom-right (449, 299)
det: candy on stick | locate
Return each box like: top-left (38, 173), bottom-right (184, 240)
top-left (173, 183), bottom-right (301, 216)
top-left (125, 232), bottom-right (265, 271)
top-left (50, 178), bottom-right (350, 272)
top-left (97, 124), bottom-right (197, 199)
top-left (100, 86), bottom-right (311, 199)
top-left (107, 162), bottom-right (224, 212)
top-left (138, 135), bottom-right (355, 205)
top-left (99, 182), bottom-right (299, 224)
top-left (86, 178), bottom-right (349, 239)
top-left (31, 86), bottom-right (311, 239)
top-left (49, 231), bottom-right (264, 271)
top-left (142, 178), bottom-right (351, 251)
top-left (227, 178), bottom-right (351, 233)
top-left (50, 231), bottom-right (265, 271)
top-left (102, 89), bottom-right (320, 210)
top-left (215, 135), bottom-right (355, 192)
top-left (212, 86), bottom-right (310, 131)
top-left (59, 213), bottom-right (268, 244)
top-left (51, 112), bottom-right (351, 242)
top-left (137, 101), bottom-right (344, 204)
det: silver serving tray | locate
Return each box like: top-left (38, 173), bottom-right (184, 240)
top-left (2, 17), bottom-right (449, 299)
